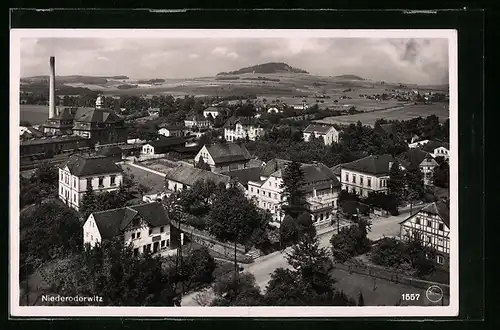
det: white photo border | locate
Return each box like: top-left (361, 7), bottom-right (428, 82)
top-left (9, 28), bottom-right (458, 318)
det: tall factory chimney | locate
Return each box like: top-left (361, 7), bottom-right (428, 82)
top-left (49, 56), bottom-right (56, 118)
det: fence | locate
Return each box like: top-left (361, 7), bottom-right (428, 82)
top-left (335, 261), bottom-right (450, 296)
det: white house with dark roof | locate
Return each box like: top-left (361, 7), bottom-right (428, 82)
top-left (399, 201), bottom-right (450, 267)
top-left (194, 143), bottom-right (252, 173)
top-left (303, 124), bottom-right (339, 146)
top-left (421, 141), bottom-right (450, 160)
top-left (59, 155), bottom-right (123, 210)
top-left (203, 106), bottom-right (226, 118)
top-left (83, 202), bottom-right (178, 256)
top-left (141, 137), bottom-right (187, 156)
top-left (158, 124), bottom-right (185, 137)
top-left (247, 159), bottom-right (341, 227)
top-left (184, 114), bottom-right (210, 129)
top-left (340, 154), bottom-right (400, 197)
top-left (223, 116), bottom-right (264, 142)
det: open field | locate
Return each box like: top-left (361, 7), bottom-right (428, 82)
top-left (315, 103), bottom-right (449, 127)
top-left (19, 104), bottom-right (49, 125)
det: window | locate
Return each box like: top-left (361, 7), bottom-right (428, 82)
top-left (133, 248), bottom-right (139, 256)
top-left (160, 226), bottom-right (164, 233)
top-left (143, 246), bottom-right (148, 253)
top-left (439, 223), bottom-right (444, 231)
top-left (91, 235), bottom-right (93, 241)
top-left (98, 176), bottom-right (104, 187)
top-left (60, 186), bottom-right (63, 194)
top-left (428, 236), bottom-right (432, 243)
top-left (436, 255), bottom-right (444, 265)
top-left (73, 178), bottom-right (76, 187)
top-left (161, 240), bottom-right (166, 247)
top-left (250, 187), bottom-right (253, 192)
top-left (86, 232), bottom-right (89, 238)
top-left (87, 178), bottom-right (92, 188)
top-left (166, 239), bottom-right (170, 247)
top-left (137, 232), bottom-right (141, 238)
top-left (268, 192), bottom-right (271, 197)
top-left (73, 193), bottom-right (76, 202)
top-left (367, 178), bottom-right (371, 187)
top-left (352, 174), bottom-right (356, 184)
top-left (110, 175), bottom-right (116, 186)
top-left (131, 233), bottom-right (136, 239)
top-left (345, 173), bottom-right (349, 182)
top-left (360, 176), bottom-right (364, 185)
top-left (149, 229), bottom-right (153, 236)
top-left (427, 220), bottom-right (432, 227)
top-left (257, 189), bottom-right (260, 194)
top-left (60, 172), bottom-right (63, 181)
top-left (273, 193), bottom-right (277, 199)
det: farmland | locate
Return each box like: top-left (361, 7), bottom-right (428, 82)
top-left (314, 103), bottom-right (450, 127)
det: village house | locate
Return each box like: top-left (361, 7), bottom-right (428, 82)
top-left (163, 165), bottom-right (238, 192)
top-left (203, 106), bottom-right (226, 118)
top-left (20, 126), bottom-right (44, 140)
top-left (184, 114), bottom-right (210, 129)
top-left (340, 154), bottom-right (399, 197)
top-left (223, 116), bottom-right (264, 142)
top-left (422, 141), bottom-right (450, 160)
top-left (399, 201), bottom-right (450, 268)
top-left (247, 159), bottom-right (341, 227)
top-left (158, 124), bottom-right (185, 137)
top-left (194, 142), bottom-right (252, 173)
top-left (408, 139), bottom-right (430, 149)
top-left (148, 107), bottom-right (161, 117)
top-left (141, 137), bottom-right (187, 156)
top-left (59, 155), bottom-right (123, 210)
top-left (82, 202), bottom-right (178, 257)
top-left (303, 124), bottom-right (340, 146)
top-left (397, 148), bottom-right (439, 186)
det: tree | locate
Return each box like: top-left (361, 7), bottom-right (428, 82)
top-left (211, 272), bottom-right (264, 306)
top-left (280, 161), bottom-right (308, 218)
top-left (330, 216), bottom-right (371, 263)
top-left (79, 184), bottom-right (98, 219)
top-left (279, 215), bottom-right (298, 247)
top-left (370, 237), bottom-right (406, 268)
top-left (405, 167), bottom-right (425, 213)
top-left (195, 157), bottom-right (211, 171)
top-left (433, 160), bottom-right (449, 188)
top-left (296, 211), bottom-right (317, 239)
top-left (357, 291), bottom-right (365, 306)
top-left (387, 162), bottom-right (405, 205)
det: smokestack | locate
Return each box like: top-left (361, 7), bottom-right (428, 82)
top-left (49, 56), bottom-right (56, 118)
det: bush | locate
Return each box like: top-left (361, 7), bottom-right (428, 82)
top-left (423, 193), bottom-right (438, 203)
top-left (389, 208), bottom-right (399, 216)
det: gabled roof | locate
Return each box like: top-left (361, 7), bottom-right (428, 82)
top-left (204, 106), bottom-right (225, 113)
top-left (91, 202), bottom-right (169, 239)
top-left (261, 158), bottom-right (341, 186)
top-left (422, 140), bottom-right (450, 152)
top-left (73, 107), bottom-right (123, 123)
top-left (396, 149), bottom-right (434, 170)
top-left (220, 167), bottom-right (262, 186)
top-left (205, 143), bottom-right (252, 164)
top-left (185, 113), bottom-right (207, 122)
top-left (158, 124), bottom-right (185, 130)
top-left (61, 155), bottom-right (122, 176)
top-left (223, 116), bottom-right (253, 128)
top-left (331, 164), bottom-right (343, 177)
top-left (341, 154), bottom-right (396, 176)
top-left (400, 201), bottom-right (450, 227)
top-left (164, 166), bottom-right (231, 187)
top-left (303, 124), bottom-right (336, 134)
top-left (146, 137), bottom-right (186, 149)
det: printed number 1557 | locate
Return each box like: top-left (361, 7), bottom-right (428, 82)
top-left (401, 293), bottom-right (420, 301)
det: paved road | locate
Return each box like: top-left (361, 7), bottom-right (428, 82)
top-left (181, 210), bottom-right (417, 306)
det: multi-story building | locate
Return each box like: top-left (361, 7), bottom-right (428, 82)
top-left (163, 165), bottom-right (234, 193)
top-left (247, 159), bottom-right (341, 227)
top-left (340, 154), bottom-right (398, 197)
top-left (397, 149), bottom-right (439, 186)
top-left (184, 114), bottom-right (210, 129)
top-left (203, 106), bottom-right (226, 118)
top-left (422, 141), bottom-right (450, 160)
top-left (194, 142), bottom-right (252, 173)
top-left (223, 117), bottom-right (264, 142)
top-left (59, 155), bottom-right (123, 210)
top-left (303, 124), bottom-right (340, 146)
top-left (82, 202), bottom-right (177, 256)
top-left (399, 201), bottom-right (450, 267)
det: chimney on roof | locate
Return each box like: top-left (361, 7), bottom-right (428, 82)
top-left (49, 56), bottom-right (56, 118)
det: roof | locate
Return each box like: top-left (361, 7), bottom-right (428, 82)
top-left (20, 135), bottom-right (86, 146)
top-left (262, 158), bottom-right (341, 187)
top-left (164, 166), bottom-right (231, 187)
top-left (396, 149), bottom-right (434, 170)
top-left (422, 140), bottom-right (450, 152)
top-left (331, 164), bottom-right (343, 176)
top-left (98, 146), bottom-right (123, 156)
top-left (158, 124), bottom-right (185, 130)
top-left (185, 113), bottom-right (207, 122)
top-left (61, 155), bottom-right (123, 176)
top-left (341, 154), bottom-right (396, 176)
top-left (400, 201), bottom-right (450, 227)
top-left (146, 137), bottom-right (186, 149)
top-left (220, 167), bottom-right (262, 186)
top-left (91, 202), bottom-right (169, 239)
top-left (303, 124), bottom-right (336, 134)
top-left (49, 107), bottom-right (123, 124)
top-left (206, 143), bottom-right (252, 164)
top-left (204, 106), bottom-right (225, 113)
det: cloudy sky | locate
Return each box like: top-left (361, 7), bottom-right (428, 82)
top-left (20, 37), bottom-right (449, 85)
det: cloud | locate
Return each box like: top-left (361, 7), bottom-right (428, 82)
top-left (19, 37), bottom-right (449, 84)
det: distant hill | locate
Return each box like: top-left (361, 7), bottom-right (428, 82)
top-left (217, 62), bottom-right (309, 76)
top-left (334, 74), bottom-right (366, 81)
top-left (20, 75), bottom-right (130, 85)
